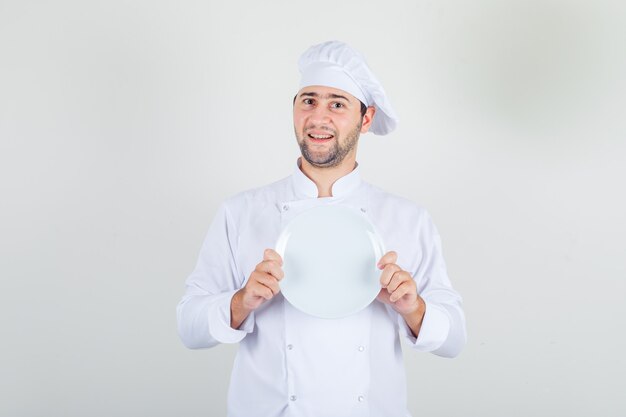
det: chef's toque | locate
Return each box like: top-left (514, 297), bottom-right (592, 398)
top-left (298, 40), bottom-right (399, 135)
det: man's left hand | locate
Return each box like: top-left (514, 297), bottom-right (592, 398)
top-left (376, 251), bottom-right (426, 332)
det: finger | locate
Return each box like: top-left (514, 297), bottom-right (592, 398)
top-left (387, 270), bottom-right (411, 293)
top-left (259, 287), bottom-right (273, 300)
top-left (255, 273), bottom-right (280, 295)
top-left (379, 263), bottom-right (401, 287)
top-left (256, 260), bottom-right (285, 280)
top-left (249, 280), bottom-right (275, 300)
top-left (390, 282), bottom-right (414, 302)
top-left (264, 248), bottom-right (283, 266)
top-left (376, 287), bottom-right (391, 303)
top-left (377, 251), bottom-right (398, 270)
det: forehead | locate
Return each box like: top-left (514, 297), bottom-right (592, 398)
top-left (296, 85), bottom-right (358, 102)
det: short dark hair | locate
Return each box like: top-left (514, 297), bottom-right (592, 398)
top-left (293, 95), bottom-right (368, 117)
top-left (358, 101), bottom-right (367, 117)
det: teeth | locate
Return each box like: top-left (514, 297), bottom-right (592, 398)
top-left (310, 134), bottom-right (333, 139)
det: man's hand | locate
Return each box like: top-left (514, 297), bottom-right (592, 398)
top-left (376, 251), bottom-right (426, 337)
top-left (231, 249), bottom-right (284, 329)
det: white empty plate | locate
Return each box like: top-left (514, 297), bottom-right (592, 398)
top-left (275, 204), bottom-right (385, 319)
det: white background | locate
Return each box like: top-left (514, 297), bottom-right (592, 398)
top-left (1, 0), bottom-right (625, 416)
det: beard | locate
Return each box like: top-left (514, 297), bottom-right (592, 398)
top-left (296, 120), bottom-right (362, 168)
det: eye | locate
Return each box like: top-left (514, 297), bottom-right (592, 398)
top-left (303, 98), bottom-right (314, 105)
top-left (331, 102), bottom-right (344, 109)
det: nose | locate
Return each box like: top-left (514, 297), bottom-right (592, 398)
top-left (309, 104), bottom-right (331, 125)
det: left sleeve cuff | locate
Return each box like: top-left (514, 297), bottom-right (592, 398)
top-left (207, 289), bottom-right (255, 344)
top-left (398, 302), bottom-right (451, 351)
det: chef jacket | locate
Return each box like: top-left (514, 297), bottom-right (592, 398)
top-left (177, 157), bottom-right (467, 417)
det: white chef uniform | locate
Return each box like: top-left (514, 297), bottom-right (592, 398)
top-left (177, 157), bottom-right (466, 417)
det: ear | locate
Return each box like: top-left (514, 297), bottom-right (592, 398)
top-left (360, 106), bottom-right (376, 134)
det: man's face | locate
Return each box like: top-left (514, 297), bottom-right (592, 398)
top-left (293, 85), bottom-right (368, 168)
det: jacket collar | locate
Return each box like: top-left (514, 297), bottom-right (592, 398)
top-left (291, 157), bottom-right (362, 199)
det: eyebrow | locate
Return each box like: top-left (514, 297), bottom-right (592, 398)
top-left (299, 91), bottom-right (352, 103)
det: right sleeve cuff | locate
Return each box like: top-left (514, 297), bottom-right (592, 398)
top-left (401, 302), bottom-right (451, 352)
top-left (207, 290), bottom-right (255, 344)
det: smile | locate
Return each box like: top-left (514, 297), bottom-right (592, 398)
top-left (307, 133), bottom-right (334, 141)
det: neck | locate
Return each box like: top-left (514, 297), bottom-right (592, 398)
top-left (299, 155), bottom-right (357, 198)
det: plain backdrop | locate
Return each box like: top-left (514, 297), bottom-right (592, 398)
top-left (1, 0), bottom-right (625, 416)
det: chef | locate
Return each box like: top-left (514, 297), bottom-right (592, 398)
top-left (177, 40), bottom-right (467, 417)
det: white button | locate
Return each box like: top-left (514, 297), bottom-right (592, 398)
top-left (358, 395), bottom-right (365, 402)
top-left (358, 346), bottom-right (365, 352)
top-left (287, 344), bottom-right (293, 350)
top-left (290, 395), bottom-right (297, 401)
top-left (283, 204), bottom-right (289, 211)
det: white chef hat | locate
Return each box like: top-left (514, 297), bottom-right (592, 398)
top-left (298, 40), bottom-right (398, 136)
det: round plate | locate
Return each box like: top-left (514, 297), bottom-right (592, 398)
top-left (275, 204), bottom-right (385, 319)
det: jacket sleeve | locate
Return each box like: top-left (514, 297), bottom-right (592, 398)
top-left (397, 211), bottom-right (467, 358)
top-left (176, 201), bottom-right (255, 349)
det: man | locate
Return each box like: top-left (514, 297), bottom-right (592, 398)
top-left (177, 40), bottom-right (466, 417)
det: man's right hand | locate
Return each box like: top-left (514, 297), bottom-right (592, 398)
top-left (230, 249), bottom-right (284, 329)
